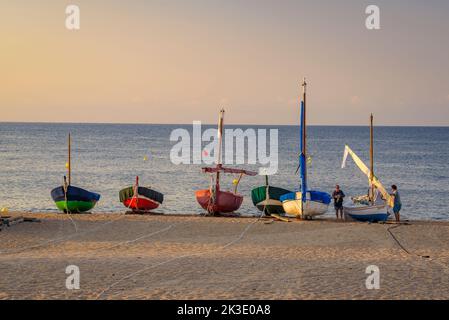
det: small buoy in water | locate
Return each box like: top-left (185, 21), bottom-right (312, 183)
top-left (233, 179), bottom-right (239, 185)
top-left (1, 207), bottom-right (8, 213)
top-left (143, 155), bottom-right (148, 161)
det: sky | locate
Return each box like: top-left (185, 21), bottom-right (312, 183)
top-left (1, 0), bottom-right (449, 125)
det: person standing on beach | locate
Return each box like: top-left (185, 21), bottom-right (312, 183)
top-left (390, 185), bottom-right (402, 222)
top-left (332, 185), bottom-right (345, 220)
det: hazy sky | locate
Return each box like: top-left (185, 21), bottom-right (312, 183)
top-left (1, 0), bottom-right (449, 125)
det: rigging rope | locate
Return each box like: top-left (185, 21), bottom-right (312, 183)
top-left (206, 173), bottom-right (216, 215)
top-left (63, 177), bottom-right (78, 233)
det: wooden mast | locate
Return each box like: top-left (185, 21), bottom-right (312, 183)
top-left (369, 114), bottom-right (374, 204)
top-left (302, 78), bottom-right (308, 190)
top-left (68, 133), bottom-right (71, 186)
top-left (215, 109), bottom-right (225, 195)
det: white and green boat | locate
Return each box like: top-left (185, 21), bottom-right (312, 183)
top-left (251, 176), bottom-right (291, 215)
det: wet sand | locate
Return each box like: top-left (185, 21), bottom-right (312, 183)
top-left (1, 212), bottom-right (449, 300)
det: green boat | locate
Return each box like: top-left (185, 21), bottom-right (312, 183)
top-left (251, 176), bottom-right (291, 215)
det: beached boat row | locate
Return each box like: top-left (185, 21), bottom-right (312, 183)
top-left (50, 133), bottom-right (164, 214)
top-left (50, 79), bottom-right (394, 222)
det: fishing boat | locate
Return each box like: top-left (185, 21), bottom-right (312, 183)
top-left (119, 176), bottom-right (164, 212)
top-left (195, 109), bottom-right (257, 215)
top-left (251, 175), bottom-right (291, 215)
top-left (280, 79), bottom-right (331, 219)
top-left (51, 134), bottom-right (101, 213)
top-left (341, 114), bottom-right (393, 222)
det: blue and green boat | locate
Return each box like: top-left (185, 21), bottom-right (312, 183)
top-left (51, 183), bottom-right (100, 213)
top-left (51, 134), bottom-right (100, 213)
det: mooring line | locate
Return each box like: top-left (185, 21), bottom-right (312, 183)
top-left (0, 214), bottom-right (126, 255)
top-left (94, 216), bottom-right (261, 300)
top-left (84, 223), bottom-right (176, 254)
top-left (386, 224), bottom-right (411, 255)
top-left (65, 212), bottom-right (78, 233)
top-left (387, 223), bottom-right (449, 278)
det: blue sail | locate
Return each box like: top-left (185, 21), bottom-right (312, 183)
top-left (299, 100), bottom-right (307, 201)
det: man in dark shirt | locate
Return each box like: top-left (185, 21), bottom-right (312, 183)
top-left (332, 185), bottom-right (345, 220)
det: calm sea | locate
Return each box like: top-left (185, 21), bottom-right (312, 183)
top-left (0, 123), bottom-right (448, 220)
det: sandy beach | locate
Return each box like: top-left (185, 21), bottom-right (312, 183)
top-left (1, 213), bottom-right (449, 300)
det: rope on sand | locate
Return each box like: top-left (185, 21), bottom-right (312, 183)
top-left (94, 215), bottom-right (263, 300)
top-left (386, 223), bottom-right (449, 276)
top-left (0, 214), bottom-right (125, 255)
top-left (386, 224), bottom-right (411, 255)
top-left (85, 223), bottom-right (176, 253)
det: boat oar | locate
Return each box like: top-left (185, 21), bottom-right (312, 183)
top-left (271, 214), bottom-right (291, 222)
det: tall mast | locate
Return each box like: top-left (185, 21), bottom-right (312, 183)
top-left (298, 78), bottom-right (308, 218)
top-left (369, 114), bottom-right (374, 204)
top-left (302, 78), bottom-right (307, 184)
top-left (302, 78), bottom-right (307, 156)
top-left (216, 109), bottom-right (225, 193)
top-left (217, 109), bottom-right (224, 166)
top-left (68, 133), bottom-right (71, 185)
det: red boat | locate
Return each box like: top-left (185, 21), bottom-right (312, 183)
top-left (119, 176), bottom-right (164, 212)
top-left (195, 109), bottom-right (257, 215)
top-left (196, 189), bottom-right (242, 214)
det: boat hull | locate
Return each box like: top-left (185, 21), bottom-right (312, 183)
top-left (123, 197), bottom-right (159, 211)
top-left (51, 185), bottom-right (100, 213)
top-left (119, 186), bottom-right (163, 212)
top-left (282, 199), bottom-right (329, 217)
top-left (54, 200), bottom-right (96, 213)
top-left (255, 199), bottom-right (285, 215)
top-left (281, 191), bottom-right (331, 218)
top-left (251, 186), bottom-right (291, 215)
top-left (195, 189), bottom-right (243, 214)
top-left (343, 203), bottom-right (389, 222)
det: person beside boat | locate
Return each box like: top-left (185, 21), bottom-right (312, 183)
top-left (332, 185), bottom-right (345, 220)
top-left (390, 185), bottom-right (402, 222)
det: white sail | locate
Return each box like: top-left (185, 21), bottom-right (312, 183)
top-left (341, 145), bottom-right (393, 207)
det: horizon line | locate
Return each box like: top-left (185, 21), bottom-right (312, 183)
top-left (0, 121), bottom-right (449, 128)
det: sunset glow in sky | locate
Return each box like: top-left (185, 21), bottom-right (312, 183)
top-left (1, 0), bottom-right (449, 125)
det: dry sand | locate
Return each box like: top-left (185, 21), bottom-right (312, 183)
top-left (1, 212), bottom-right (449, 300)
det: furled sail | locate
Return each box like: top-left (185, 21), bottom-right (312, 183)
top-left (341, 145), bottom-right (393, 207)
top-left (299, 100), bottom-right (307, 200)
